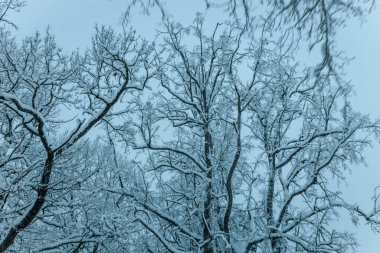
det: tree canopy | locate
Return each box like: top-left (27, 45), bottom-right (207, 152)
top-left (0, 0), bottom-right (379, 252)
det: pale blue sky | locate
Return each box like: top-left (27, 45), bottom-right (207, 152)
top-left (7, 1), bottom-right (380, 252)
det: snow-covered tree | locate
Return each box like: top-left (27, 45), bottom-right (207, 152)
top-left (120, 18), bottom-right (380, 253)
top-left (0, 0), bottom-right (24, 28)
top-left (0, 1), bottom-right (379, 253)
top-left (0, 26), bottom-right (154, 252)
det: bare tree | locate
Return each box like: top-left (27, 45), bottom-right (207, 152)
top-left (0, 1), bottom-right (378, 253)
top-left (0, 26), bottom-right (154, 252)
top-left (0, 0), bottom-right (24, 28)
top-left (119, 17), bottom-right (380, 253)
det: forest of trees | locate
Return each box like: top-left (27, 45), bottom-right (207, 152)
top-left (0, 0), bottom-right (379, 252)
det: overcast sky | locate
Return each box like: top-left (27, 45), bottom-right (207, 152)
top-left (7, 1), bottom-right (380, 251)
